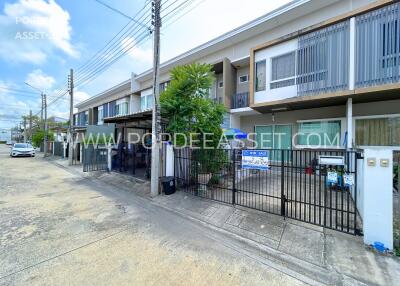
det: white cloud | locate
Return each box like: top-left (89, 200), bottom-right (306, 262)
top-left (121, 37), bottom-right (152, 64)
top-left (26, 69), bottom-right (55, 91)
top-left (0, 0), bottom-right (78, 64)
top-left (74, 90), bottom-right (90, 104)
top-left (0, 81), bottom-right (41, 130)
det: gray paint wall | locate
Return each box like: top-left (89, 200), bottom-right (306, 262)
top-left (236, 66), bottom-right (250, 94)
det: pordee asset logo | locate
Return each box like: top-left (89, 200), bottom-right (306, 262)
top-left (75, 131), bottom-right (341, 150)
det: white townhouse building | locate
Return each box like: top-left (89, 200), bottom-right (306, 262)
top-left (75, 0), bottom-right (400, 151)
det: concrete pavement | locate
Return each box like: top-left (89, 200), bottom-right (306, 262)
top-left (0, 145), bottom-right (310, 286)
top-left (2, 144), bottom-right (400, 285)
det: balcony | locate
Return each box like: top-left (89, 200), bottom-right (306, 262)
top-left (231, 92), bottom-right (249, 109)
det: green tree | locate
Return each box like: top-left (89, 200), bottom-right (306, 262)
top-left (160, 63), bottom-right (228, 177)
top-left (160, 63), bottom-right (226, 148)
top-left (32, 130), bottom-right (54, 147)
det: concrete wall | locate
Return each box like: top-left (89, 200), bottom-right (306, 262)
top-left (254, 39), bottom-right (298, 103)
top-left (215, 73), bottom-right (223, 103)
top-left (362, 148), bottom-right (393, 250)
top-left (236, 66), bottom-right (250, 94)
top-left (240, 99), bottom-right (400, 146)
top-left (223, 58), bottom-right (236, 108)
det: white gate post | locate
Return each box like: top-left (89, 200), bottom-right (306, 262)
top-left (165, 143), bottom-right (174, 177)
top-left (63, 142), bottom-right (67, 159)
top-left (107, 144), bottom-right (112, 172)
top-left (362, 149), bottom-right (393, 250)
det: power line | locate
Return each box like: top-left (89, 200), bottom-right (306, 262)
top-left (75, 1), bottom-right (152, 79)
top-left (73, 0), bottom-right (180, 87)
top-left (94, 0), bottom-right (149, 29)
top-left (0, 86), bottom-right (37, 94)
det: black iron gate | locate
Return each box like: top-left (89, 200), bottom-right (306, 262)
top-left (174, 148), bottom-right (362, 234)
top-left (82, 145), bottom-right (108, 172)
top-left (111, 143), bottom-right (151, 179)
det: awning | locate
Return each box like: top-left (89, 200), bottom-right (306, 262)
top-left (103, 110), bottom-right (154, 130)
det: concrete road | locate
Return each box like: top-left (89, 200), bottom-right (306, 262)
top-left (0, 144), bottom-right (309, 286)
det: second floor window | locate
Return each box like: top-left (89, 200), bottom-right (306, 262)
top-left (255, 60), bottom-right (266, 92)
top-left (117, 102), bottom-right (128, 115)
top-left (97, 107), bottom-right (103, 123)
top-left (271, 52), bottom-right (296, 89)
top-left (141, 94), bottom-right (153, 111)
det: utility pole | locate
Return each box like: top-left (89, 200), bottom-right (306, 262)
top-left (29, 110), bottom-right (32, 142)
top-left (41, 93), bottom-right (44, 129)
top-left (68, 69), bottom-right (74, 165)
top-left (23, 116), bottom-right (27, 143)
top-left (43, 94), bottom-right (48, 157)
top-left (150, 0), bottom-right (161, 197)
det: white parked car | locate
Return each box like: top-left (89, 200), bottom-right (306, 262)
top-left (10, 143), bottom-right (35, 157)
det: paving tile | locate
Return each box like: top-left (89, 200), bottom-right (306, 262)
top-left (225, 213), bottom-right (244, 227)
top-left (237, 216), bottom-right (283, 241)
top-left (278, 223), bottom-right (325, 267)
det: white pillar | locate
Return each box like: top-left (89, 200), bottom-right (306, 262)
top-left (362, 149), bottom-right (393, 250)
top-left (63, 142), bottom-right (67, 159)
top-left (165, 143), bottom-right (174, 176)
top-left (346, 98), bottom-right (353, 149)
top-left (107, 144), bottom-right (112, 172)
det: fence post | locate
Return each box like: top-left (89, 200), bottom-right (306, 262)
top-left (232, 149), bottom-right (236, 205)
top-left (63, 142), bottom-right (66, 158)
top-left (107, 144), bottom-right (112, 172)
top-left (281, 149), bottom-right (286, 217)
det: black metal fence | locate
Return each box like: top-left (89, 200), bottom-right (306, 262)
top-left (394, 151), bottom-right (400, 192)
top-left (82, 145), bottom-right (108, 172)
top-left (53, 142), bottom-right (64, 157)
top-left (111, 143), bottom-right (151, 179)
top-left (175, 148), bottom-right (362, 234)
top-left (68, 142), bottom-right (81, 165)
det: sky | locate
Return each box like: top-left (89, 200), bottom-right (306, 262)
top-left (0, 0), bottom-right (291, 132)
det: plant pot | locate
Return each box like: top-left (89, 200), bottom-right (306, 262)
top-left (197, 173), bottom-right (212, 195)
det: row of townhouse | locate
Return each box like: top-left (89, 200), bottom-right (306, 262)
top-left (75, 0), bottom-right (400, 152)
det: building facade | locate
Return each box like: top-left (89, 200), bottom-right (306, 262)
top-left (75, 0), bottom-right (400, 151)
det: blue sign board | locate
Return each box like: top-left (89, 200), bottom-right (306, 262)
top-left (242, 150), bottom-right (270, 170)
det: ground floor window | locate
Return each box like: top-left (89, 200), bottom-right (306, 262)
top-left (297, 120), bottom-right (341, 148)
top-left (355, 116), bottom-right (400, 146)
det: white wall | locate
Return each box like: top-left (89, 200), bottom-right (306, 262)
top-left (362, 149), bottom-right (393, 250)
top-left (254, 39), bottom-right (298, 104)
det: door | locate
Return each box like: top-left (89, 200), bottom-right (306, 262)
top-left (255, 125), bottom-right (292, 161)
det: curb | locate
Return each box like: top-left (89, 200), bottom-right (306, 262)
top-left (47, 158), bottom-right (367, 286)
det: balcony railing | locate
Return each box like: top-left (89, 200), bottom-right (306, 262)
top-left (231, 92), bottom-right (249, 109)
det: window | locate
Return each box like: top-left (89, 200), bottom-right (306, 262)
top-left (355, 117), bottom-right (400, 146)
top-left (160, 81), bottom-right (170, 93)
top-left (271, 52), bottom-right (296, 89)
top-left (97, 106), bottom-right (103, 124)
top-left (239, 75), bottom-right (248, 83)
top-left (146, 94), bottom-right (153, 109)
top-left (218, 81), bottom-right (223, 88)
top-left (84, 111), bottom-right (88, 125)
top-left (297, 120), bottom-right (341, 147)
top-left (141, 94), bottom-right (153, 111)
top-left (119, 102), bottom-right (128, 115)
top-left (255, 60), bottom-right (266, 92)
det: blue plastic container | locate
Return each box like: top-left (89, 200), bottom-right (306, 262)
top-left (373, 241), bottom-right (386, 253)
